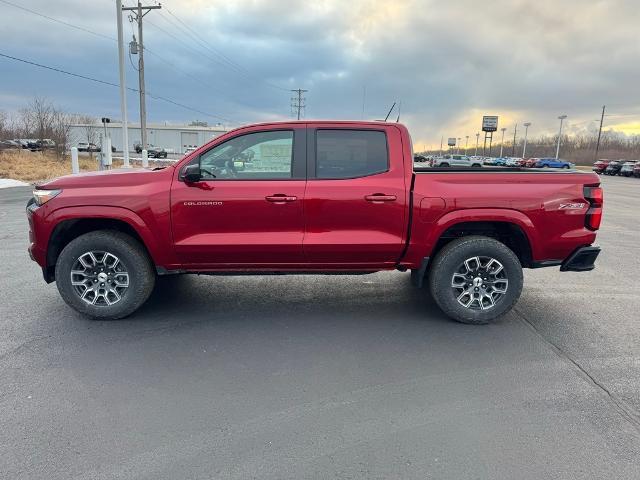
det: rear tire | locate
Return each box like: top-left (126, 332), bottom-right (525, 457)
top-left (428, 236), bottom-right (523, 324)
top-left (55, 230), bottom-right (156, 319)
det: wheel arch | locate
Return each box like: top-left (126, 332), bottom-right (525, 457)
top-left (44, 208), bottom-right (161, 282)
top-left (425, 209), bottom-right (540, 268)
top-left (431, 221), bottom-right (534, 268)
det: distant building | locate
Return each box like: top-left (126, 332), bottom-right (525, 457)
top-left (68, 122), bottom-right (228, 154)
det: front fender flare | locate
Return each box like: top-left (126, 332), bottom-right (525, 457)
top-left (44, 205), bottom-right (166, 266)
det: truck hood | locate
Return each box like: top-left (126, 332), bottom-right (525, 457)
top-left (38, 167), bottom-right (171, 189)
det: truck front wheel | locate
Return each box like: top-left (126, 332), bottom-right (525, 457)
top-left (428, 236), bottom-right (523, 324)
top-left (55, 230), bottom-right (156, 319)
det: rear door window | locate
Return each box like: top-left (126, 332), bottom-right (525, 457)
top-left (316, 130), bottom-right (388, 179)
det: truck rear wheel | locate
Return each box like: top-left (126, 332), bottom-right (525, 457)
top-left (428, 236), bottom-right (523, 324)
top-left (55, 230), bottom-right (155, 319)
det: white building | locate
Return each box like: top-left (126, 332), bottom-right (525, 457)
top-left (68, 122), bottom-right (228, 154)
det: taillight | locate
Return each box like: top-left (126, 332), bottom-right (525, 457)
top-left (584, 185), bottom-right (603, 230)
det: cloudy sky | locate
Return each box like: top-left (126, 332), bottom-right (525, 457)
top-left (1, 0), bottom-right (639, 148)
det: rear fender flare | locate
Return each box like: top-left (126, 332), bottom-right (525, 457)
top-left (426, 208), bottom-right (540, 259)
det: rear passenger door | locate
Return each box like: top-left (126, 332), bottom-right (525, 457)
top-left (303, 125), bottom-right (408, 267)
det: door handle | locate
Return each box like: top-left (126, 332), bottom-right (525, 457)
top-left (265, 194), bottom-right (297, 203)
top-left (365, 194), bottom-right (397, 202)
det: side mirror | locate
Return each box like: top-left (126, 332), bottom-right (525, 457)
top-left (182, 164), bottom-right (202, 183)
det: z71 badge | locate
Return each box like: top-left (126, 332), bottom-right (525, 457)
top-left (559, 202), bottom-right (585, 209)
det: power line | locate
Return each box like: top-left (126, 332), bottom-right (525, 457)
top-left (0, 51), bottom-right (230, 122)
top-left (161, 6), bottom-right (288, 92)
top-left (0, 0), bottom-right (244, 120)
top-left (0, 0), bottom-right (115, 41)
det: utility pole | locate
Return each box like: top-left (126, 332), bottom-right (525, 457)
top-left (475, 132), bottom-right (479, 156)
top-left (511, 123), bottom-right (517, 156)
top-left (594, 105), bottom-right (605, 161)
top-left (115, 0), bottom-right (130, 167)
top-left (439, 136), bottom-right (443, 156)
top-left (465, 135), bottom-right (469, 153)
top-left (556, 115), bottom-right (567, 160)
top-left (522, 122), bottom-right (531, 158)
top-left (499, 127), bottom-right (507, 157)
top-left (291, 89), bottom-right (308, 120)
top-left (123, 1), bottom-right (161, 151)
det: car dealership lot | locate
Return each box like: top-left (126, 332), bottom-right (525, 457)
top-left (1, 176), bottom-right (639, 479)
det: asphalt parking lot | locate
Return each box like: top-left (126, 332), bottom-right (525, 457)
top-left (1, 176), bottom-right (639, 479)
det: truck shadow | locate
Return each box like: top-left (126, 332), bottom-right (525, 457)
top-left (133, 271), bottom-right (455, 328)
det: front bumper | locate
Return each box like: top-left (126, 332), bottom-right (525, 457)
top-left (560, 246), bottom-right (601, 272)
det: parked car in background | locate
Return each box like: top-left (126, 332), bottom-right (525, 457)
top-left (604, 160), bottom-right (623, 175)
top-left (592, 159), bottom-right (611, 174)
top-left (505, 157), bottom-right (523, 166)
top-left (524, 158), bottom-right (539, 168)
top-left (38, 139), bottom-right (56, 149)
top-left (134, 143), bottom-right (168, 158)
top-left (0, 139), bottom-right (21, 149)
top-left (634, 162), bottom-right (640, 178)
top-left (620, 161), bottom-right (639, 177)
top-left (78, 142), bottom-right (98, 152)
top-left (413, 154), bottom-right (428, 163)
top-left (484, 157), bottom-right (508, 166)
top-left (534, 158), bottom-right (573, 169)
top-left (432, 154), bottom-right (482, 167)
top-left (147, 146), bottom-right (168, 159)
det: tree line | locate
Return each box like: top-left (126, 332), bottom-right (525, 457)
top-left (0, 97), bottom-right (98, 159)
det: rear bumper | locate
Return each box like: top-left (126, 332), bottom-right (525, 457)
top-left (560, 245), bottom-right (601, 272)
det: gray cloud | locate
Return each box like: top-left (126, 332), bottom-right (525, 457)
top-left (1, 0), bottom-right (639, 145)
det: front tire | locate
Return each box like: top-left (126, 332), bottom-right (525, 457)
top-left (55, 230), bottom-right (156, 319)
top-left (428, 236), bottom-right (523, 324)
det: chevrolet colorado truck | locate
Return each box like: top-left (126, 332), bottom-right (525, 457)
top-left (26, 121), bottom-right (603, 324)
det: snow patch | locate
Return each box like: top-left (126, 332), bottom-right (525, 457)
top-left (0, 179), bottom-right (31, 189)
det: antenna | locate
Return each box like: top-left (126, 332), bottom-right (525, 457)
top-left (384, 102), bottom-right (396, 122)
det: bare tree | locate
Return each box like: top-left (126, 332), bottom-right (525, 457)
top-left (27, 97), bottom-right (55, 143)
top-left (18, 107), bottom-right (36, 139)
top-left (51, 110), bottom-right (72, 159)
top-left (0, 110), bottom-right (7, 140)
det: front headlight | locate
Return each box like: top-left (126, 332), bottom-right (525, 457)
top-left (32, 189), bottom-right (62, 206)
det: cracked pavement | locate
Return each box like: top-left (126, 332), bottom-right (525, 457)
top-left (1, 176), bottom-right (639, 479)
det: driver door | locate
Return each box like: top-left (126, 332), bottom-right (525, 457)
top-left (171, 126), bottom-right (307, 268)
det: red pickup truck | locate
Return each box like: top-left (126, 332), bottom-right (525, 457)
top-left (27, 121), bottom-right (603, 324)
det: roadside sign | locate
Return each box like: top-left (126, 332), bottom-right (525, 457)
top-left (482, 116), bottom-right (498, 132)
top-left (447, 137), bottom-right (456, 146)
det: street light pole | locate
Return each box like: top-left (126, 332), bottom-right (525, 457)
top-left (522, 122), bottom-right (531, 158)
top-left (556, 115), bottom-right (567, 160)
top-left (499, 127), bottom-right (507, 157)
top-left (465, 135), bottom-right (469, 154)
top-left (475, 132), bottom-right (479, 156)
top-left (457, 137), bottom-right (461, 154)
